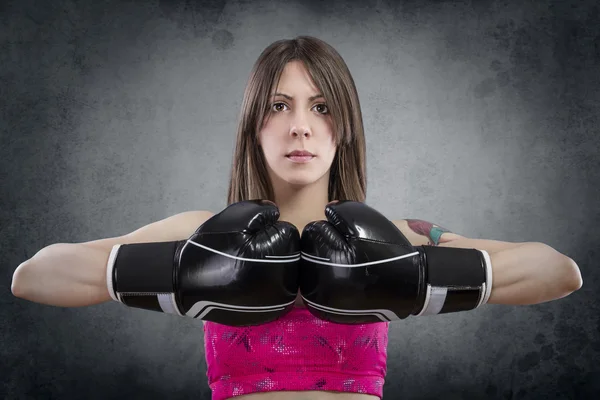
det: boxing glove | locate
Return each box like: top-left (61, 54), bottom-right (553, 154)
top-left (107, 200), bottom-right (301, 326)
top-left (299, 201), bottom-right (492, 324)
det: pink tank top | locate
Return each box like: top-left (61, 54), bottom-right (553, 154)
top-left (204, 307), bottom-right (389, 400)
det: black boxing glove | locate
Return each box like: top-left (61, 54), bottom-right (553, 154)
top-left (107, 200), bottom-right (300, 326)
top-left (299, 201), bottom-right (492, 324)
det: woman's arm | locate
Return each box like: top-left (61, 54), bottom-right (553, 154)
top-left (393, 219), bottom-right (582, 305)
top-left (439, 238), bottom-right (582, 305)
top-left (11, 210), bottom-right (214, 308)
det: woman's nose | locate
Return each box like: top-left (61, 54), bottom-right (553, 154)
top-left (290, 129), bottom-right (311, 138)
top-left (289, 109), bottom-right (312, 138)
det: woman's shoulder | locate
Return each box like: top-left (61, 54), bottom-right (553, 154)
top-left (124, 209), bottom-right (215, 242)
top-left (79, 210), bottom-right (216, 252)
top-left (170, 209), bottom-right (215, 229)
top-left (176, 209), bottom-right (215, 221)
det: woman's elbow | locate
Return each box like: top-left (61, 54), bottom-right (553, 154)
top-left (11, 262), bottom-right (30, 299)
top-left (564, 257), bottom-right (583, 292)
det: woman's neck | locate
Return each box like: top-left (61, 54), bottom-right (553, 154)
top-left (272, 183), bottom-right (329, 233)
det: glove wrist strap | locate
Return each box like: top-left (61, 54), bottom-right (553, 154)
top-left (415, 246), bottom-right (492, 316)
top-left (107, 241), bottom-right (182, 316)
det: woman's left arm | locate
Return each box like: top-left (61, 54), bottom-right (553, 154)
top-left (393, 219), bottom-right (583, 306)
top-left (439, 237), bottom-right (583, 305)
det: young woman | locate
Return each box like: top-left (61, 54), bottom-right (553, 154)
top-left (12, 36), bottom-right (582, 400)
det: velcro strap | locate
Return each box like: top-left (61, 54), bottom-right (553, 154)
top-left (416, 246), bottom-right (492, 316)
top-left (109, 241), bottom-right (181, 315)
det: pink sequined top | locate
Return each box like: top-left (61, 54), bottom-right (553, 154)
top-left (204, 307), bottom-right (389, 400)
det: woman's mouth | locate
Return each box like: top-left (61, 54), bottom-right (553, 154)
top-left (286, 155), bottom-right (314, 163)
top-left (286, 150), bottom-right (315, 163)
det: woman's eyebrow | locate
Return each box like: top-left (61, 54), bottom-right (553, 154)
top-left (272, 92), bottom-right (324, 101)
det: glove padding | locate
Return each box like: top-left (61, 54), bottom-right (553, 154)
top-left (107, 200), bottom-right (301, 326)
top-left (300, 201), bottom-right (492, 324)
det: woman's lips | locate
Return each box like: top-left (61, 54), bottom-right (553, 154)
top-left (286, 155), bottom-right (314, 163)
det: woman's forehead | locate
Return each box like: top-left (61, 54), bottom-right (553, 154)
top-left (272, 65), bottom-right (321, 98)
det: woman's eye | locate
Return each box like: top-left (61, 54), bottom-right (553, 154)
top-left (314, 104), bottom-right (329, 114)
top-left (272, 103), bottom-right (287, 112)
top-left (270, 102), bottom-right (328, 114)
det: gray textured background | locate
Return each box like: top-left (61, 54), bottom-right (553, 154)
top-left (2, 0), bottom-right (599, 399)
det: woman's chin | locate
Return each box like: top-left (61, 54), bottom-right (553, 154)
top-left (274, 172), bottom-right (320, 187)
top-left (284, 177), bottom-right (320, 188)
top-left (268, 167), bottom-right (330, 189)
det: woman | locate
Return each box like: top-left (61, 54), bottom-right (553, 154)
top-left (12, 36), bottom-right (582, 400)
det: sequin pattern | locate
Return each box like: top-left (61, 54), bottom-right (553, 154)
top-left (204, 308), bottom-right (389, 400)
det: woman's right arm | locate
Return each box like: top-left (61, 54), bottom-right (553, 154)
top-left (11, 210), bottom-right (215, 308)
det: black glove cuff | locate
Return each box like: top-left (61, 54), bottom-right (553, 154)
top-left (106, 241), bottom-right (181, 314)
top-left (415, 246), bottom-right (492, 316)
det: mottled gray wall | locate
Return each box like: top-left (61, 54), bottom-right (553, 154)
top-left (2, 0), bottom-right (598, 399)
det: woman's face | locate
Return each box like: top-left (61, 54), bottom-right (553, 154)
top-left (258, 61), bottom-right (337, 188)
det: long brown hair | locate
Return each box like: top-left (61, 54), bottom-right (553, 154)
top-left (226, 36), bottom-right (367, 205)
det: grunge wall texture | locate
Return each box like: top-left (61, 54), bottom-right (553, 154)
top-left (2, 1), bottom-right (598, 398)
